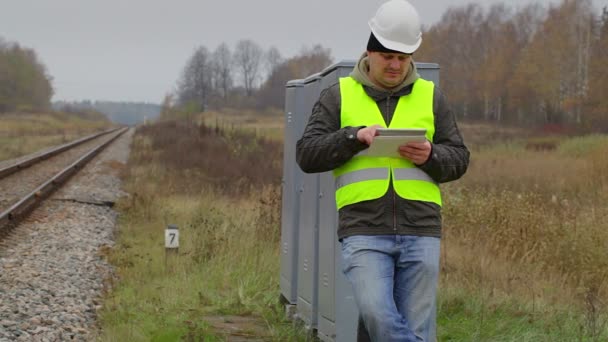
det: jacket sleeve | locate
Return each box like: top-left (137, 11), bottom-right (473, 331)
top-left (418, 88), bottom-right (470, 183)
top-left (296, 84), bottom-right (368, 173)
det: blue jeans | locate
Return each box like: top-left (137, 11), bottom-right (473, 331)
top-left (341, 235), bottom-right (440, 342)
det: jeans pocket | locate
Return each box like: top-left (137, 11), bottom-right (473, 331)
top-left (340, 235), bottom-right (389, 275)
top-left (340, 236), bottom-right (368, 274)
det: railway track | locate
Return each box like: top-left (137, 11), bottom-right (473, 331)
top-left (0, 128), bottom-right (131, 341)
top-left (0, 127), bottom-right (128, 233)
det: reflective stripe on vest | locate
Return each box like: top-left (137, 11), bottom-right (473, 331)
top-left (335, 167), bottom-right (436, 189)
top-left (333, 77), bottom-right (442, 209)
top-left (335, 167), bottom-right (388, 189)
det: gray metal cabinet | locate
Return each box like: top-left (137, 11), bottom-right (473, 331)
top-left (295, 73), bottom-right (323, 331)
top-left (316, 61), bottom-right (358, 342)
top-left (280, 79), bottom-right (305, 305)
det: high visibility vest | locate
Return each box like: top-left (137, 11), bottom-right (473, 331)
top-left (333, 77), bottom-right (442, 210)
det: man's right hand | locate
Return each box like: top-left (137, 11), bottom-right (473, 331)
top-left (356, 125), bottom-right (383, 145)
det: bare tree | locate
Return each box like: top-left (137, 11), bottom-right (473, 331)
top-left (233, 39), bottom-right (263, 96)
top-left (257, 44), bottom-right (333, 109)
top-left (511, 3), bottom-right (545, 45)
top-left (584, 6), bottom-right (608, 131)
top-left (265, 46), bottom-right (283, 78)
top-left (297, 44), bottom-right (333, 76)
top-left (177, 46), bottom-right (212, 111)
top-left (212, 43), bottom-right (233, 101)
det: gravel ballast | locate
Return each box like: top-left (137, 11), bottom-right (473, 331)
top-left (0, 129), bottom-right (132, 342)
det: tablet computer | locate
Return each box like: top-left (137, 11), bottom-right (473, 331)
top-left (376, 128), bottom-right (427, 137)
top-left (365, 128), bottom-right (427, 157)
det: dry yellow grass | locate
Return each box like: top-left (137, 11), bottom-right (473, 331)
top-left (441, 134), bottom-right (608, 313)
top-left (196, 108), bottom-right (284, 141)
top-left (0, 111), bottom-right (112, 160)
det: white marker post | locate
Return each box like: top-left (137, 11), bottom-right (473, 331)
top-left (165, 224), bottom-right (179, 272)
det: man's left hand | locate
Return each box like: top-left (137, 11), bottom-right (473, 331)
top-left (398, 141), bottom-right (432, 165)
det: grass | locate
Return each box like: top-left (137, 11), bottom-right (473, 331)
top-left (98, 121), bottom-right (306, 341)
top-left (198, 108), bottom-right (284, 141)
top-left (99, 119), bottom-right (608, 341)
top-left (437, 128), bottom-right (608, 341)
top-left (0, 111), bottom-right (112, 161)
top-left (557, 134), bottom-right (608, 157)
top-left (437, 287), bottom-right (600, 341)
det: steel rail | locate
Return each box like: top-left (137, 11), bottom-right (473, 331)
top-left (0, 127), bottom-right (120, 180)
top-left (0, 127), bottom-right (128, 231)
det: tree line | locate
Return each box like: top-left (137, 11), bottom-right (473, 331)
top-left (3, 0), bottom-right (606, 132)
top-left (0, 37), bottom-right (53, 113)
top-left (173, 0), bottom-right (606, 132)
top-left (415, 0), bottom-right (608, 132)
top-left (170, 40), bottom-right (333, 114)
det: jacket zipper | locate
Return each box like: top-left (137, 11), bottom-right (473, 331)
top-left (386, 94), bottom-right (397, 232)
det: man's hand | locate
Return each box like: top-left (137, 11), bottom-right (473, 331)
top-left (356, 125), bottom-right (383, 145)
top-left (398, 140), bottom-right (432, 165)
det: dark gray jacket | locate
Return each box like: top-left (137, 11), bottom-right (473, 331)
top-left (296, 55), bottom-right (469, 239)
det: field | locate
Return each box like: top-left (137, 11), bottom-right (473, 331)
top-left (202, 108), bottom-right (285, 142)
top-left (0, 111), bottom-right (112, 161)
top-left (438, 130), bottom-right (608, 340)
top-left (97, 119), bottom-right (303, 341)
top-left (99, 117), bottom-right (608, 341)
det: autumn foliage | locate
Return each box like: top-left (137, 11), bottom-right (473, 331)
top-left (416, 0), bottom-right (608, 132)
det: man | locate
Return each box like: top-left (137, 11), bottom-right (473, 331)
top-left (295, 0), bottom-right (469, 341)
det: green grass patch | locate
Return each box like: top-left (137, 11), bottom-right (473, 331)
top-left (557, 134), bottom-right (608, 157)
top-left (438, 286), bottom-right (608, 341)
top-left (98, 188), bottom-right (306, 341)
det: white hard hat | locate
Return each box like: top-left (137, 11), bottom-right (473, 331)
top-left (368, 0), bottom-right (422, 54)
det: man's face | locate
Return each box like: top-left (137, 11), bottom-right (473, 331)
top-left (367, 51), bottom-right (411, 89)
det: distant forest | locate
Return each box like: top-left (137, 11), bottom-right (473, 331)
top-left (52, 100), bottom-right (161, 125)
top-left (167, 42), bottom-right (333, 117)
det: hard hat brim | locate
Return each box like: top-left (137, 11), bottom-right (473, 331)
top-left (368, 23), bottom-right (422, 54)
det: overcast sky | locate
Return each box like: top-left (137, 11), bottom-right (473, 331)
top-left (1, 0), bottom-right (606, 104)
